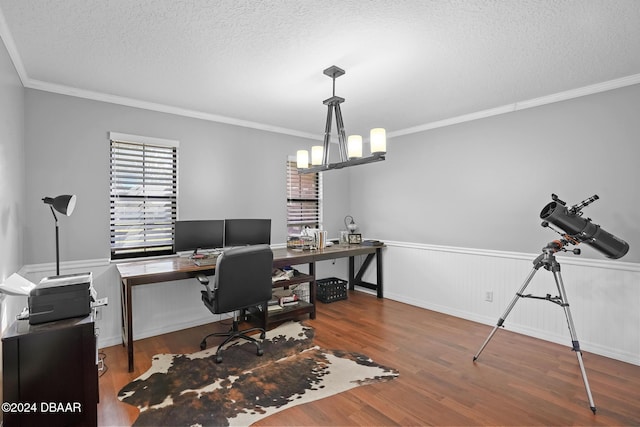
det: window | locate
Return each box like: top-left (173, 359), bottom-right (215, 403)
top-left (286, 159), bottom-right (322, 235)
top-left (109, 133), bottom-right (178, 259)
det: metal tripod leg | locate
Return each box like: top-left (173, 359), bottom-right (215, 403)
top-left (473, 266), bottom-right (539, 361)
top-left (473, 250), bottom-right (597, 414)
top-left (552, 269), bottom-right (596, 413)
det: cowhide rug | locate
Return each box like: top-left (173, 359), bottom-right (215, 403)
top-left (118, 321), bottom-right (399, 426)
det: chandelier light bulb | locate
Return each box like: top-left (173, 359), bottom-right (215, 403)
top-left (347, 135), bottom-right (363, 159)
top-left (370, 128), bottom-right (387, 154)
top-left (297, 150), bottom-right (309, 169)
top-left (311, 146), bottom-right (323, 165)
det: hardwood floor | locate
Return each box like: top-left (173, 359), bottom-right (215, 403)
top-left (98, 291), bottom-right (640, 426)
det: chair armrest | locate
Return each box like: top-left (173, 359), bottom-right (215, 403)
top-left (196, 274), bottom-right (213, 301)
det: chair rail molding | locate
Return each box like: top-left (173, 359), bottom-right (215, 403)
top-left (15, 243), bottom-right (640, 366)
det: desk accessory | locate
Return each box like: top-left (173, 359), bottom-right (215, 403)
top-left (42, 194), bottom-right (77, 276)
top-left (313, 229), bottom-right (328, 249)
top-left (316, 277), bottom-right (348, 303)
top-left (344, 215), bottom-right (358, 233)
top-left (348, 233), bottom-right (362, 244)
top-left (0, 273), bottom-right (36, 296)
top-left (193, 253), bottom-right (219, 266)
top-left (29, 272), bottom-right (93, 325)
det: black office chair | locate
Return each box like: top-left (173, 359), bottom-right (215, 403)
top-left (196, 244), bottom-right (273, 363)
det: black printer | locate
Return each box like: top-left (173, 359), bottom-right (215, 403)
top-left (28, 272), bottom-right (93, 325)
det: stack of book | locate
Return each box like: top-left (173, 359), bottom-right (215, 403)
top-left (271, 268), bottom-right (295, 283)
top-left (278, 294), bottom-right (299, 307)
top-left (267, 290), bottom-right (301, 313)
top-left (267, 297), bottom-right (282, 313)
top-left (192, 253), bottom-right (220, 266)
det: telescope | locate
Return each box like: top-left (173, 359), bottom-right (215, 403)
top-left (475, 193), bottom-right (630, 414)
top-left (539, 194), bottom-right (629, 259)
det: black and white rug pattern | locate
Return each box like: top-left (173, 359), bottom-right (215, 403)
top-left (118, 321), bottom-right (399, 426)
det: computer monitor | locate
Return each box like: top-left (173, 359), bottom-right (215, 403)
top-left (174, 220), bottom-right (224, 254)
top-left (224, 219), bottom-right (271, 247)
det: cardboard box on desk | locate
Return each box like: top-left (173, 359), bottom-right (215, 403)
top-left (28, 272), bottom-right (93, 325)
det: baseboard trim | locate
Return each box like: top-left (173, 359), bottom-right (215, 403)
top-left (97, 315), bottom-right (222, 349)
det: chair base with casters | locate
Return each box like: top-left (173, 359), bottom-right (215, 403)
top-left (199, 307), bottom-right (267, 363)
top-left (195, 244), bottom-right (273, 364)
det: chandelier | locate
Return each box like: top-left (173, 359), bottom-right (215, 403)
top-left (296, 65), bottom-right (386, 173)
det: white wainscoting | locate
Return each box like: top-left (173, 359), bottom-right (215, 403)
top-left (20, 259), bottom-right (220, 349)
top-left (371, 241), bottom-right (640, 366)
top-left (18, 242), bottom-right (640, 366)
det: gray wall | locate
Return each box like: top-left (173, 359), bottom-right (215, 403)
top-left (350, 84), bottom-right (640, 263)
top-left (20, 84), bottom-right (640, 265)
top-left (0, 34), bottom-right (25, 331)
top-left (23, 89), bottom-right (350, 265)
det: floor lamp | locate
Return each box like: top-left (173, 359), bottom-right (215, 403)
top-left (42, 194), bottom-right (77, 276)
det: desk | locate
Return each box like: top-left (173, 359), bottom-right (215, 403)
top-left (117, 244), bottom-right (383, 371)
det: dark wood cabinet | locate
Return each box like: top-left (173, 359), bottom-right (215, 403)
top-left (2, 315), bottom-right (98, 427)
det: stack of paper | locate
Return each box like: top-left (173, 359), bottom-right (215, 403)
top-left (0, 273), bottom-right (36, 296)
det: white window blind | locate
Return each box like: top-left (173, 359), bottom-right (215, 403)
top-left (110, 137), bottom-right (177, 259)
top-left (286, 159), bottom-right (322, 235)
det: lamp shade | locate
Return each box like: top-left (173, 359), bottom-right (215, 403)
top-left (43, 194), bottom-right (77, 216)
top-left (347, 135), bottom-right (363, 159)
top-left (311, 146), bottom-right (324, 166)
top-left (296, 150), bottom-right (309, 169)
top-left (370, 128), bottom-right (387, 154)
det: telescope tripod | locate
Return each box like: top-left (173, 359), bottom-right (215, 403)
top-left (473, 240), bottom-right (596, 414)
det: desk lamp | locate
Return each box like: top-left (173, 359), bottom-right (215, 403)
top-left (344, 215), bottom-right (358, 233)
top-left (42, 194), bottom-right (77, 276)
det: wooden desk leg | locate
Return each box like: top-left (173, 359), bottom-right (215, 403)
top-left (348, 250), bottom-right (384, 298)
top-left (121, 278), bottom-right (134, 372)
top-left (376, 247), bottom-right (383, 298)
top-left (348, 256), bottom-right (355, 291)
top-left (309, 262), bottom-right (316, 319)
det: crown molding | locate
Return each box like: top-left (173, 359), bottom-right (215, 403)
top-left (388, 73), bottom-right (640, 138)
top-left (24, 78), bottom-right (322, 141)
top-left (27, 72), bottom-right (640, 141)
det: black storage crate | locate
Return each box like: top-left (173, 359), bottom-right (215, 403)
top-left (316, 277), bottom-right (348, 303)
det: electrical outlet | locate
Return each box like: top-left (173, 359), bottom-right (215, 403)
top-left (485, 291), bottom-right (493, 302)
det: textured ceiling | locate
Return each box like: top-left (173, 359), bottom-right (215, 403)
top-left (1, 0), bottom-right (640, 139)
